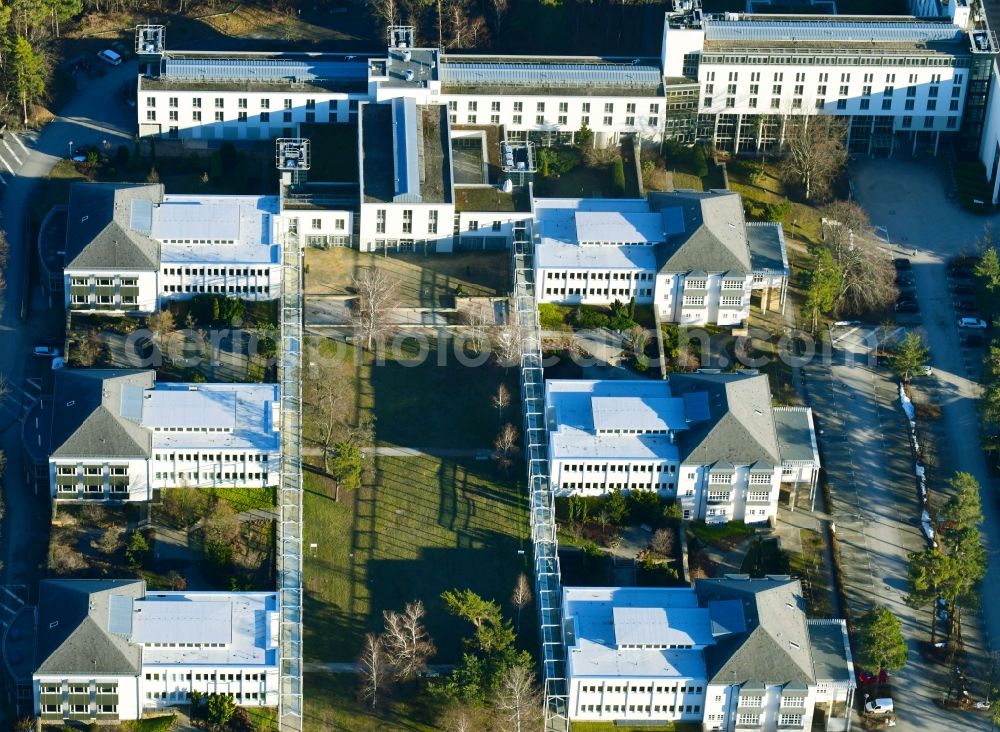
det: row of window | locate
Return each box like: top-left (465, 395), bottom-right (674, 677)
top-left (163, 285), bottom-right (271, 294)
top-left (163, 267), bottom-right (271, 277)
top-left (41, 685), bottom-right (115, 694)
top-left (154, 471), bottom-right (268, 482)
top-left (546, 272), bottom-right (655, 280)
top-left (310, 218), bottom-right (347, 231)
top-left (562, 482), bottom-right (675, 491)
top-left (43, 703), bottom-right (117, 714)
top-left (146, 671), bottom-right (265, 681)
top-left (705, 95), bottom-right (962, 114)
top-left (450, 100), bottom-right (659, 114)
top-left (705, 70), bottom-right (959, 85)
top-left (582, 683), bottom-right (703, 694)
top-left (155, 452), bottom-right (269, 462)
top-left (547, 287), bottom-right (654, 297)
top-left (561, 463), bottom-right (677, 473)
top-left (70, 277), bottom-right (138, 287)
top-left (71, 294), bottom-right (137, 306)
top-left (580, 704), bottom-right (701, 714)
top-left (147, 690), bottom-right (262, 701)
top-left (56, 466), bottom-right (128, 476)
top-left (153, 96), bottom-right (360, 110)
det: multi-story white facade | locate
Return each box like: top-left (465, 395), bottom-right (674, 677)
top-left (136, 27), bottom-right (666, 147)
top-left (33, 580), bottom-right (278, 724)
top-left (533, 190), bottom-right (788, 327)
top-left (62, 183), bottom-right (281, 315)
top-left (47, 370), bottom-right (280, 503)
top-left (544, 375), bottom-right (819, 524)
top-left (563, 578), bottom-right (855, 731)
top-left (662, 1), bottom-right (996, 156)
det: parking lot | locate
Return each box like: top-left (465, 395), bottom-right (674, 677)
top-left (0, 129), bottom-right (38, 187)
top-left (839, 157), bottom-right (1000, 730)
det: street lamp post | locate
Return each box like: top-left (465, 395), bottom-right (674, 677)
top-left (68, 141), bottom-right (73, 158)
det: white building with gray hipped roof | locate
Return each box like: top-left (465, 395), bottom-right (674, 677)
top-left (31, 579), bottom-right (279, 723)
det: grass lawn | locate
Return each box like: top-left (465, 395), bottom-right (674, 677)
top-left (303, 455), bottom-right (530, 662)
top-left (30, 159), bottom-right (88, 224)
top-left (300, 123), bottom-right (358, 183)
top-left (304, 672), bottom-right (439, 732)
top-left (535, 163), bottom-right (620, 198)
top-left (726, 161), bottom-right (824, 245)
top-left (688, 521), bottom-right (755, 549)
top-left (370, 346), bottom-right (520, 448)
top-left (207, 487), bottom-right (276, 513)
top-left (789, 527), bottom-right (835, 618)
top-left (304, 248), bottom-right (511, 305)
top-left (455, 186), bottom-right (520, 212)
top-left (740, 537), bottom-right (790, 576)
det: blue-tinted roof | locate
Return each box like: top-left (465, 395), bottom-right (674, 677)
top-left (440, 61), bottom-right (662, 88)
top-left (704, 19), bottom-right (964, 44)
top-left (162, 57), bottom-right (368, 83)
top-left (130, 199), bottom-right (153, 236)
top-left (391, 97), bottom-right (421, 203)
top-left (108, 594), bottom-right (134, 636)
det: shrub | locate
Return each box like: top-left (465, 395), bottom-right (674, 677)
top-left (538, 303), bottom-right (568, 330)
top-left (573, 306), bottom-right (610, 330)
top-left (691, 145), bottom-right (708, 177)
top-left (627, 490), bottom-right (662, 526)
top-left (611, 157), bottom-right (626, 195)
top-left (125, 531), bottom-right (151, 568)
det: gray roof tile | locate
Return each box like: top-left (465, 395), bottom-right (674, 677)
top-left (50, 370), bottom-right (155, 460)
top-left (35, 579), bottom-right (145, 676)
top-left (695, 577), bottom-right (816, 686)
top-left (64, 183), bottom-right (163, 271)
top-left (668, 372), bottom-right (781, 466)
top-left (650, 191), bottom-right (752, 275)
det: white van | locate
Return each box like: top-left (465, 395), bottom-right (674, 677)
top-left (97, 49), bottom-right (122, 66)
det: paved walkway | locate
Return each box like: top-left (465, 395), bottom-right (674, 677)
top-left (302, 446), bottom-right (489, 458)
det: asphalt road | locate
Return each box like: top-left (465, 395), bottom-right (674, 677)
top-left (0, 60), bottom-right (139, 587)
top-left (841, 157), bottom-right (1000, 730)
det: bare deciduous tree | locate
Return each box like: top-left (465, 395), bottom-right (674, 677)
top-left (462, 301), bottom-right (492, 354)
top-left (651, 527), bottom-right (676, 558)
top-left (352, 267), bottom-right (400, 350)
top-left (92, 525), bottom-right (123, 556)
top-left (439, 704), bottom-right (476, 732)
top-left (822, 200), bottom-right (898, 315)
top-left (381, 600), bottom-right (436, 681)
top-left (781, 117), bottom-right (848, 201)
top-left (491, 0), bottom-right (509, 36)
top-left (511, 572), bottom-right (532, 632)
top-left (493, 320), bottom-right (524, 368)
top-left (495, 663), bottom-right (544, 732)
top-left (493, 383), bottom-right (511, 422)
top-left (357, 633), bottom-right (391, 710)
top-left (369, 0), bottom-right (398, 39)
top-left (493, 422), bottom-right (520, 472)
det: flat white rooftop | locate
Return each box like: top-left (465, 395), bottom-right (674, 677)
top-left (127, 383), bottom-right (280, 452)
top-left (156, 195), bottom-right (280, 265)
top-left (548, 380), bottom-right (687, 461)
top-left (564, 587), bottom-right (709, 679)
top-left (138, 591), bottom-right (278, 668)
top-left (534, 197), bottom-right (659, 271)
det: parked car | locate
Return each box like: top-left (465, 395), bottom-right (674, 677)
top-left (893, 258), bottom-right (912, 271)
top-left (97, 49), bottom-right (122, 66)
top-left (920, 364), bottom-right (933, 376)
top-left (952, 283), bottom-right (976, 295)
top-left (895, 273), bottom-right (914, 287)
top-left (962, 333), bottom-right (985, 348)
top-left (958, 317), bottom-right (988, 329)
top-left (955, 300), bottom-right (978, 314)
top-left (70, 145), bottom-right (98, 163)
top-left (865, 696), bottom-right (894, 715)
top-left (895, 300), bottom-right (919, 313)
top-left (950, 267), bottom-right (973, 279)
top-left (33, 346), bottom-right (60, 357)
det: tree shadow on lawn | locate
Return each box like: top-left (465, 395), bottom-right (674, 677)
top-left (370, 355), bottom-right (519, 449)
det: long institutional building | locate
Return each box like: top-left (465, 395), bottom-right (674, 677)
top-left (134, 0), bottom-right (1000, 185)
top-left (25, 580), bottom-right (278, 722)
top-left (562, 577), bottom-right (855, 730)
top-left (545, 375), bottom-right (820, 524)
top-left (27, 369), bottom-right (281, 503)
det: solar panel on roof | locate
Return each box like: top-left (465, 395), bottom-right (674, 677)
top-left (162, 57), bottom-right (367, 83)
top-left (108, 594), bottom-right (134, 636)
top-left (704, 19), bottom-right (963, 44)
top-left (440, 62), bottom-right (662, 88)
